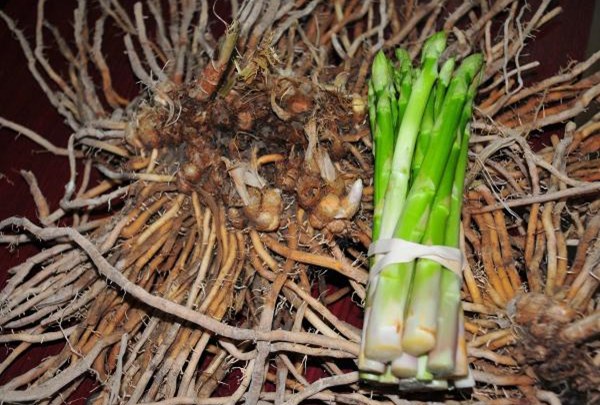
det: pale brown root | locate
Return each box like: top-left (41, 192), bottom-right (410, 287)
top-left (473, 183), bottom-right (600, 213)
top-left (260, 233), bottom-right (368, 284)
top-left (282, 371), bottom-right (359, 405)
top-left (473, 370), bottom-right (535, 386)
top-left (0, 117), bottom-right (73, 156)
top-left (468, 348), bottom-right (518, 366)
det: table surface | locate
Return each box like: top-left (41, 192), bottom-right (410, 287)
top-left (0, 0), bottom-right (597, 402)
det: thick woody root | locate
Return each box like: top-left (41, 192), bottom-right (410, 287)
top-left (1, 0), bottom-right (600, 404)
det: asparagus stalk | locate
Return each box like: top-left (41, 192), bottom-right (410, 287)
top-left (453, 306), bottom-right (470, 378)
top-left (427, 60), bottom-right (482, 373)
top-left (451, 307), bottom-right (475, 388)
top-left (372, 92), bottom-right (395, 240)
top-left (360, 52), bottom-right (396, 375)
top-left (359, 307), bottom-right (386, 374)
top-left (410, 93), bottom-right (435, 181)
top-left (371, 52), bottom-right (396, 241)
top-left (427, 127), bottom-right (473, 375)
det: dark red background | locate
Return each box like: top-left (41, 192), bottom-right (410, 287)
top-left (0, 0), bottom-right (597, 402)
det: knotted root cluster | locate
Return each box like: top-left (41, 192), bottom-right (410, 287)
top-left (0, 0), bottom-right (599, 404)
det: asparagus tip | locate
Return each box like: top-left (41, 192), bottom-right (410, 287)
top-left (455, 53), bottom-right (484, 84)
top-left (372, 51), bottom-right (394, 94)
top-left (421, 32), bottom-right (447, 62)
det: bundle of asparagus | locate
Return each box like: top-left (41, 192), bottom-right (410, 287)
top-left (360, 32), bottom-right (483, 390)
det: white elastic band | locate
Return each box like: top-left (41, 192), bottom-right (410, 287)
top-left (367, 238), bottom-right (463, 284)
